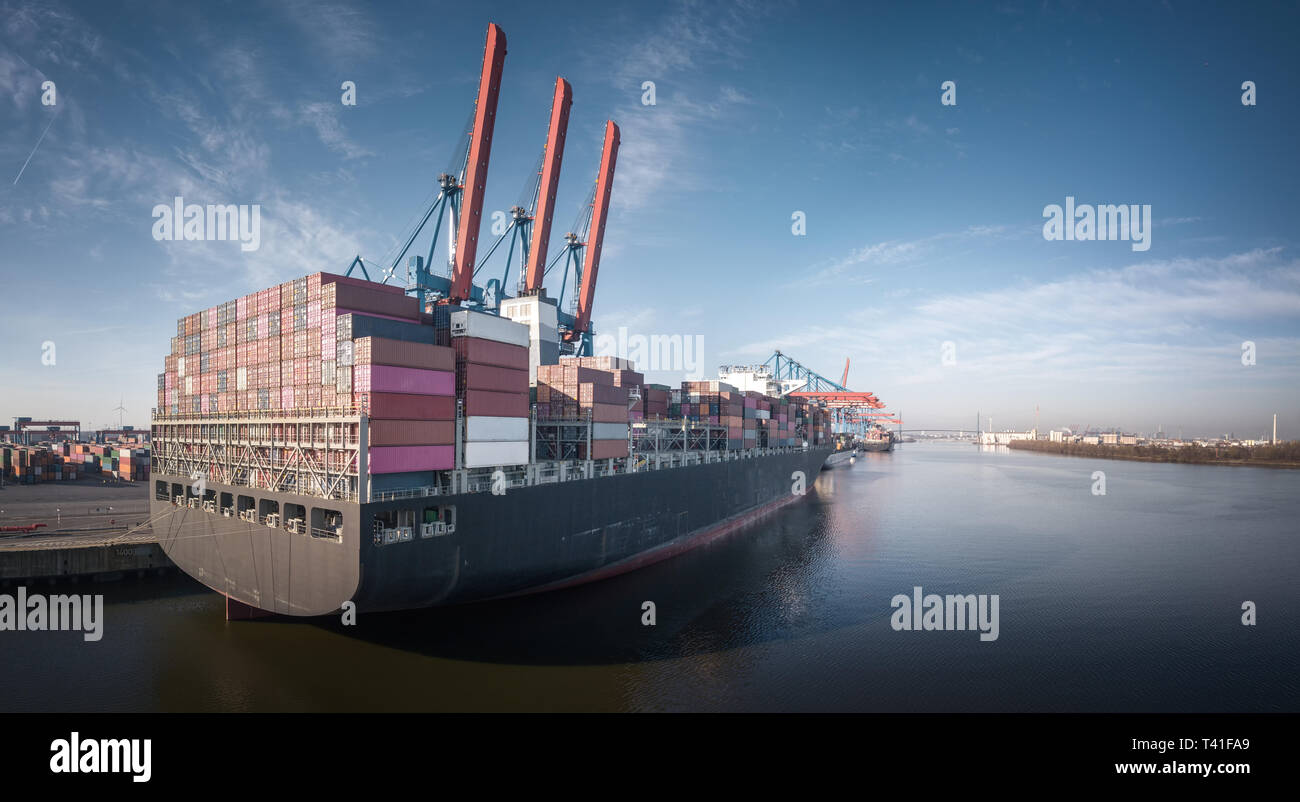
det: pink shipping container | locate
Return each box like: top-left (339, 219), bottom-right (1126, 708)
top-left (369, 445), bottom-right (454, 473)
top-left (354, 365), bottom-right (454, 395)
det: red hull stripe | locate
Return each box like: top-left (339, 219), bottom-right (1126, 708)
top-left (491, 490), bottom-right (805, 600)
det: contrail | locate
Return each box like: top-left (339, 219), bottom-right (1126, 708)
top-left (13, 109), bottom-right (59, 186)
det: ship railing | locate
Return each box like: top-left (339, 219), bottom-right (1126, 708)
top-left (151, 406), bottom-right (362, 422)
top-left (370, 484), bottom-right (454, 502)
top-left (310, 526), bottom-right (343, 542)
top-left (362, 442), bottom-right (822, 500)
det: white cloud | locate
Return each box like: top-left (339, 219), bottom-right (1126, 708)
top-left (738, 248), bottom-right (1300, 428)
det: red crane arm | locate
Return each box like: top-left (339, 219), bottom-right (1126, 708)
top-left (524, 77), bottom-right (572, 293)
top-left (450, 22), bottom-right (507, 302)
top-left (572, 120), bottom-right (620, 337)
top-left (840, 358), bottom-right (850, 388)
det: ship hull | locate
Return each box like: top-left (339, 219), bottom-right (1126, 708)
top-left (151, 446), bottom-right (833, 616)
top-left (822, 448), bottom-right (857, 469)
top-left (860, 439), bottom-right (894, 452)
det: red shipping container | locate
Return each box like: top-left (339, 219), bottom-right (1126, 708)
top-left (368, 420), bottom-right (455, 446)
top-left (358, 392), bottom-right (455, 420)
top-left (584, 440), bottom-right (629, 459)
top-left (462, 389), bottom-right (528, 417)
top-left (355, 337), bottom-right (455, 371)
top-left (322, 282), bottom-right (420, 319)
top-left (578, 382), bottom-right (628, 405)
top-left (459, 363), bottom-right (527, 392)
top-left (451, 338), bottom-right (528, 371)
top-left (591, 403), bottom-right (628, 423)
top-left (319, 272), bottom-right (407, 296)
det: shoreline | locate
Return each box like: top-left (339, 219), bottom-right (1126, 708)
top-left (1006, 439), bottom-right (1300, 469)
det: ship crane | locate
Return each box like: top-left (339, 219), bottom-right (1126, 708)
top-left (761, 351), bottom-right (890, 437)
top-left (547, 120), bottom-right (619, 355)
top-left (340, 20), bottom-right (618, 355)
top-left (344, 23), bottom-right (508, 311)
top-left (472, 76), bottom-right (573, 308)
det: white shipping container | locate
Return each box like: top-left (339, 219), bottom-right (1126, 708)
top-left (236, 366), bottom-right (248, 391)
top-left (463, 440), bottom-right (529, 468)
top-left (465, 416), bottom-right (529, 442)
top-left (449, 309), bottom-right (529, 348)
top-left (592, 422), bottom-right (629, 440)
top-left (177, 356), bottom-right (186, 377)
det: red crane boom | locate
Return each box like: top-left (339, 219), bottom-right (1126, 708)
top-left (450, 22), bottom-right (507, 303)
top-left (570, 120), bottom-right (620, 340)
top-left (524, 77), bottom-right (573, 293)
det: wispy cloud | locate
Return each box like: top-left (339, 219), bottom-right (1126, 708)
top-left (798, 224), bottom-right (1018, 287)
top-left (742, 248), bottom-right (1300, 400)
top-left (602, 0), bottom-right (767, 212)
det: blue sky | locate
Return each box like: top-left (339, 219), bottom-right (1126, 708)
top-left (1, 0), bottom-right (1297, 437)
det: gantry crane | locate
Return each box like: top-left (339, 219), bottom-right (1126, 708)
top-left (342, 22), bottom-right (618, 356)
top-left (474, 76), bottom-right (573, 307)
top-left (547, 120), bottom-right (620, 355)
top-left (760, 351), bottom-right (894, 437)
top-left (344, 22), bottom-right (508, 311)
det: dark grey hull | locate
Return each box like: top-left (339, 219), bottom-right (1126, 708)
top-left (860, 439), bottom-right (894, 452)
top-left (152, 446), bottom-right (833, 616)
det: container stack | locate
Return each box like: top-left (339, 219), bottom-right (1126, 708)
top-left (155, 271), bottom-right (472, 492)
top-left (640, 384), bottom-right (671, 420)
top-left (353, 336), bottom-right (456, 478)
top-left (0, 444), bottom-right (148, 482)
top-left (156, 272), bottom-right (420, 418)
top-left (451, 309), bottom-right (531, 468)
top-left (535, 362), bottom-right (631, 459)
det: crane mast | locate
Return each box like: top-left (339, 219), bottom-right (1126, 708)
top-left (524, 78), bottom-right (573, 294)
top-left (566, 120), bottom-right (620, 342)
top-left (449, 22), bottom-right (507, 303)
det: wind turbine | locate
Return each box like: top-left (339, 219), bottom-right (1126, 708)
top-left (112, 398), bottom-right (127, 430)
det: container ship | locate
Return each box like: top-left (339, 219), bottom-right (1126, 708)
top-left (148, 277), bottom-right (834, 616)
top-left (147, 23), bottom-right (840, 617)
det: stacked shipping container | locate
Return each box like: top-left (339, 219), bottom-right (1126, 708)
top-left (451, 309), bottom-right (531, 468)
top-left (535, 359), bottom-right (630, 459)
top-left (353, 336), bottom-right (456, 474)
top-left (157, 272), bottom-right (460, 488)
top-left (0, 444), bottom-right (149, 483)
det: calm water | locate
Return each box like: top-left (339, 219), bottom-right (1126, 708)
top-left (3, 442), bottom-right (1297, 712)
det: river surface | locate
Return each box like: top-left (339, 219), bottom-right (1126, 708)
top-left (2, 442), bottom-right (1297, 712)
